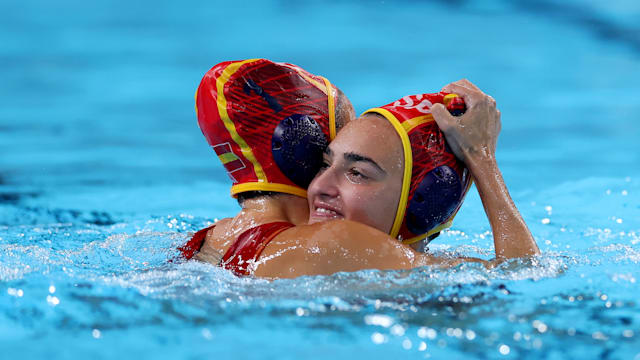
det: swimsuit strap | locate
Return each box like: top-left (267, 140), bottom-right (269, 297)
top-left (178, 224), bottom-right (216, 260)
top-left (220, 221), bottom-right (294, 276)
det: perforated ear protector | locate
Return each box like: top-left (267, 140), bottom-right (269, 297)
top-left (405, 165), bottom-right (464, 235)
top-left (271, 114), bottom-right (329, 188)
top-left (269, 76), bottom-right (335, 189)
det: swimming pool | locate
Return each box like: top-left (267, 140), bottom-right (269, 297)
top-left (1, 0), bottom-right (639, 358)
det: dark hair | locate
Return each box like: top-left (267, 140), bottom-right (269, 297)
top-left (334, 87), bottom-right (354, 131)
top-left (236, 191), bottom-right (277, 206)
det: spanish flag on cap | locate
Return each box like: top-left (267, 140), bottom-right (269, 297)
top-left (196, 59), bottom-right (338, 198)
top-left (364, 93), bottom-right (472, 245)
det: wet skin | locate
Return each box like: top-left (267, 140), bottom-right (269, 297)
top-left (307, 114), bottom-right (404, 234)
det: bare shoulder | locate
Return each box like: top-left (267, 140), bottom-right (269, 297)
top-left (281, 219), bottom-right (393, 242)
top-left (195, 217), bottom-right (233, 265)
top-left (256, 220), bottom-right (493, 277)
top-left (270, 219), bottom-right (403, 256)
top-left (208, 217), bottom-right (233, 237)
top-left (255, 220), bottom-right (418, 277)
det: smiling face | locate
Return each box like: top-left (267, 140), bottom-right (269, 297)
top-left (307, 114), bottom-right (405, 233)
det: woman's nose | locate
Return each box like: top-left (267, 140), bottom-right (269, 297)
top-left (309, 166), bottom-right (340, 198)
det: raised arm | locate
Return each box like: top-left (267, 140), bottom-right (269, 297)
top-left (431, 80), bottom-right (539, 259)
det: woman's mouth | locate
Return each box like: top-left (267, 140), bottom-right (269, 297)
top-left (309, 203), bottom-right (344, 223)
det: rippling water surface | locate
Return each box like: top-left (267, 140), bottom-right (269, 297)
top-left (1, 1), bottom-right (639, 359)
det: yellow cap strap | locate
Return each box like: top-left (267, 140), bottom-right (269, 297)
top-left (321, 77), bottom-right (337, 140)
top-left (362, 107), bottom-right (413, 238)
top-left (400, 220), bottom-right (453, 245)
top-left (230, 182), bottom-right (307, 198)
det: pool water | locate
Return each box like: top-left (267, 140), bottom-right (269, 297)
top-left (1, 1), bottom-right (639, 359)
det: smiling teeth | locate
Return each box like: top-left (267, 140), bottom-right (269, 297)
top-left (316, 207), bottom-right (339, 216)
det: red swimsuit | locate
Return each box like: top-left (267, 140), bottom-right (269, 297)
top-left (179, 222), bottom-right (294, 276)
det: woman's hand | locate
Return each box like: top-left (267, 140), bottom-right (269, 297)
top-left (431, 79), bottom-right (501, 169)
top-left (431, 80), bottom-right (539, 259)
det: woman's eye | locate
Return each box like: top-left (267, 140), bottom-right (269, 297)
top-left (318, 160), bottom-right (330, 172)
top-left (347, 168), bottom-right (368, 181)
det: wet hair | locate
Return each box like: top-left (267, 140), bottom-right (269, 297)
top-left (335, 87), bottom-right (355, 131)
top-left (237, 191), bottom-right (278, 206)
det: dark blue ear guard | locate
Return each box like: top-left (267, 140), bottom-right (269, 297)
top-left (405, 165), bottom-right (463, 238)
top-left (272, 114), bottom-right (328, 188)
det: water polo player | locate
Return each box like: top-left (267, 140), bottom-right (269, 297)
top-left (179, 58), bottom-right (355, 264)
top-left (304, 80), bottom-right (539, 262)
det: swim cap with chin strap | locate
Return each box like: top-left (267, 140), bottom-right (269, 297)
top-left (196, 59), bottom-right (338, 198)
top-left (363, 93), bottom-right (472, 245)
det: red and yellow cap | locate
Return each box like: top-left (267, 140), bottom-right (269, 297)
top-left (196, 59), bottom-right (338, 198)
top-left (363, 93), bottom-right (472, 245)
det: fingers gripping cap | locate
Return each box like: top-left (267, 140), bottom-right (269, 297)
top-left (363, 93), bottom-right (472, 244)
top-left (195, 59), bottom-right (338, 198)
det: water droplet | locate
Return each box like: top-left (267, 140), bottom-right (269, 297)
top-left (201, 328), bottom-right (213, 340)
top-left (533, 320), bottom-right (547, 333)
top-left (7, 288), bottom-right (24, 297)
top-left (418, 327), bottom-right (437, 339)
top-left (46, 295), bottom-right (60, 306)
top-left (371, 332), bottom-right (386, 344)
top-left (466, 330), bottom-right (476, 340)
top-left (391, 324), bottom-right (405, 336)
top-left (592, 332), bottom-right (608, 341)
top-left (402, 339), bottom-right (412, 350)
top-left (364, 314), bottom-right (393, 328)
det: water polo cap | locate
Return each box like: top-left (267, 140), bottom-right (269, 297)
top-left (363, 93), bottom-right (472, 245)
top-left (196, 59), bottom-right (338, 198)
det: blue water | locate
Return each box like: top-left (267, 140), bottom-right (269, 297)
top-left (1, 1), bottom-right (640, 359)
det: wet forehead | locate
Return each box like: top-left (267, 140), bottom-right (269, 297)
top-left (329, 114), bottom-right (404, 173)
